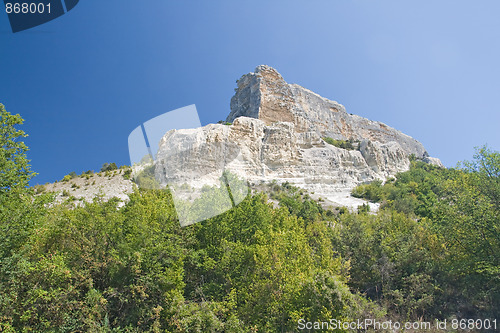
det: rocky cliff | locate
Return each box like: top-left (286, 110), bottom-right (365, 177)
top-left (228, 65), bottom-right (432, 158)
top-left (153, 65), bottom-right (442, 209)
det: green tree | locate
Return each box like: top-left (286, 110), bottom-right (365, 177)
top-left (0, 104), bottom-right (47, 258)
top-left (0, 106), bottom-right (54, 330)
top-left (0, 104), bottom-right (36, 194)
top-left (348, 146), bottom-right (500, 317)
top-left (433, 146), bottom-right (500, 315)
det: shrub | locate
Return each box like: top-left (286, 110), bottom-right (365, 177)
top-left (133, 165), bottom-right (160, 189)
top-left (123, 168), bottom-right (132, 180)
top-left (323, 137), bottom-right (360, 150)
top-left (100, 162), bottom-right (118, 172)
top-left (352, 180), bottom-right (383, 201)
top-left (81, 170), bottom-right (94, 176)
top-left (62, 171), bottom-right (79, 182)
top-left (357, 203), bottom-right (370, 214)
top-left (337, 207), bottom-right (348, 215)
top-left (34, 184), bottom-right (46, 193)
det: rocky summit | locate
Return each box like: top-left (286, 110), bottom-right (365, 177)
top-left (154, 65), bottom-right (442, 209)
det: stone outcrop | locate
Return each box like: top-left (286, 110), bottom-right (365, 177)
top-left (227, 65), bottom-right (430, 158)
top-left (153, 65), bottom-right (442, 209)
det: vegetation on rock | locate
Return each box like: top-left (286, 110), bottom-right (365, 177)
top-left (323, 137), bottom-right (360, 150)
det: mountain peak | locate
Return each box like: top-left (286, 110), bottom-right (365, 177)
top-left (254, 64), bottom-right (280, 75)
top-left (227, 65), bottom-right (432, 159)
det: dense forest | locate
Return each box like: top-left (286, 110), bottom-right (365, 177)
top-left (1, 104), bottom-right (499, 332)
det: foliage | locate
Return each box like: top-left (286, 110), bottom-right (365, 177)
top-left (350, 146), bottom-right (500, 317)
top-left (0, 104), bottom-right (45, 260)
top-left (122, 168), bottom-right (132, 180)
top-left (352, 179), bottom-right (383, 201)
top-left (133, 164), bottom-right (160, 189)
top-left (357, 203), bottom-right (370, 214)
top-left (34, 184), bottom-right (46, 193)
top-left (63, 170), bottom-right (85, 181)
top-left (267, 181), bottom-right (329, 223)
top-left (183, 193), bottom-right (377, 331)
top-left (0, 186), bottom-right (386, 331)
top-left (101, 162), bottom-right (118, 172)
top-left (0, 104), bottom-right (36, 194)
top-left (323, 137), bottom-right (359, 150)
top-left (82, 169), bottom-right (94, 175)
top-left (333, 210), bottom-right (443, 320)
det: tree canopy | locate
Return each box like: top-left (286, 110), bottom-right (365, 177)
top-left (0, 104), bottom-right (35, 194)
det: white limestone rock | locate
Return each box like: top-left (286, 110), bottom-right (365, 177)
top-left (227, 65), bottom-right (429, 158)
top-left (152, 65), bottom-right (442, 209)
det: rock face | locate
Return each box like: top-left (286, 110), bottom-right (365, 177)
top-left (228, 65), bottom-right (429, 158)
top-left (154, 65), bottom-right (442, 209)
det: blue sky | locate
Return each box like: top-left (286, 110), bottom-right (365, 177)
top-left (1, 1), bottom-right (499, 185)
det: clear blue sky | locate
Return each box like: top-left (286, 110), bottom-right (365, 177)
top-left (1, 1), bottom-right (499, 185)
